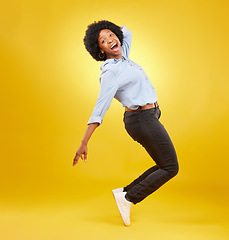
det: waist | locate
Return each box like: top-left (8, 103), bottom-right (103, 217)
top-left (125, 102), bottom-right (159, 112)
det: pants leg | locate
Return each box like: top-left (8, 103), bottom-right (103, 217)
top-left (124, 165), bottom-right (159, 192)
top-left (123, 107), bottom-right (179, 204)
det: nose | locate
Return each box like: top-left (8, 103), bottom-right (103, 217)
top-left (107, 37), bottom-right (113, 43)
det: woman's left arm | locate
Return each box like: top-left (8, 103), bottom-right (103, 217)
top-left (120, 25), bottom-right (132, 59)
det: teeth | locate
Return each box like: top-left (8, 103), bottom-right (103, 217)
top-left (111, 43), bottom-right (117, 49)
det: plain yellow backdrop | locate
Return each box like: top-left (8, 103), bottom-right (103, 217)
top-left (0, 0), bottom-right (229, 239)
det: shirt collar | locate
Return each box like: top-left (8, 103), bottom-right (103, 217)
top-left (100, 56), bottom-right (126, 70)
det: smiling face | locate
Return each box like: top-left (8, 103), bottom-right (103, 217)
top-left (98, 29), bottom-right (122, 60)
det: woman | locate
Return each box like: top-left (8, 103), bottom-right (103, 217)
top-left (73, 20), bottom-right (179, 226)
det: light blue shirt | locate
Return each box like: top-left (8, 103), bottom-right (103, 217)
top-left (88, 25), bottom-right (158, 125)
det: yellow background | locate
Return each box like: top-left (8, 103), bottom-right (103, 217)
top-left (0, 0), bottom-right (228, 239)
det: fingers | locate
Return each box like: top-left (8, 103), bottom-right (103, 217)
top-left (83, 152), bottom-right (87, 162)
top-left (73, 155), bottom-right (79, 166)
top-left (80, 154), bottom-right (87, 162)
top-left (73, 153), bottom-right (87, 166)
top-left (73, 152), bottom-right (80, 166)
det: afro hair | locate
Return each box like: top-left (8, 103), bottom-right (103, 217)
top-left (83, 20), bottom-right (123, 61)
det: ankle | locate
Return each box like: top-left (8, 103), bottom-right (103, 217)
top-left (125, 193), bottom-right (131, 203)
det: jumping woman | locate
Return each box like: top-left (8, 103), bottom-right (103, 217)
top-left (73, 20), bottom-right (179, 226)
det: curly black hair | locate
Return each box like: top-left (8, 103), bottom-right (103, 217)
top-left (83, 20), bottom-right (124, 61)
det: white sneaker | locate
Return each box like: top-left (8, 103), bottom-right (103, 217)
top-left (112, 187), bottom-right (124, 195)
top-left (113, 191), bottom-right (132, 226)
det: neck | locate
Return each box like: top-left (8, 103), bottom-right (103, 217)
top-left (107, 55), bottom-right (123, 60)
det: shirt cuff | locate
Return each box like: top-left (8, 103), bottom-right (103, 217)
top-left (87, 116), bottom-right (103, 126)
top-left (121, 25), bottom-right (127, 34)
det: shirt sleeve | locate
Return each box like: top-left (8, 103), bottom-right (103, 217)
top-left (121, 25), bottom-right (132, 59)
top-left (87, 69), bottom-right (118, 125)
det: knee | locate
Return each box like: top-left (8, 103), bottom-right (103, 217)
top-left (168, 162), bottom-right (179, 178)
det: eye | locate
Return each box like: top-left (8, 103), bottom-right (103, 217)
top-left (110, 33), bottom-right (113, 37)
top-left (101, 39), bottom-right (105, 44)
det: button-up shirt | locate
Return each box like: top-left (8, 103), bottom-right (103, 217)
top-left (88, 25), bottom-right (158, 125)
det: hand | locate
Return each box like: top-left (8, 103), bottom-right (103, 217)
top-left (72, 122), bottom-right (98, 166)
top-left (73, 143), bottom-right (87, 166)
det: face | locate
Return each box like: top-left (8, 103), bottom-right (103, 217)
top-left (98, 29), bottom-right (122, 60)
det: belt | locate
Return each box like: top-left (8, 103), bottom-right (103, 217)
top-left (125, 102), bottom-right (159, 112)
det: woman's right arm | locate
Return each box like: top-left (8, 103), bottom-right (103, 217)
top-left (73, 122), bottom-right (99, 166)
top-left (73, 69), bottom-right (118, 166)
